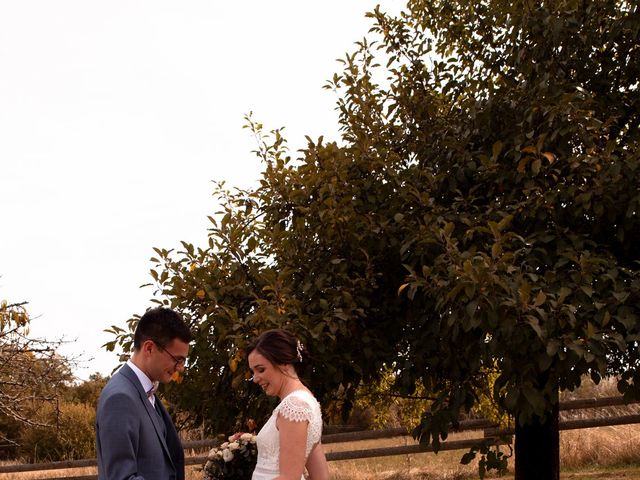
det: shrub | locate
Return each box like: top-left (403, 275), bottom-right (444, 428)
top-left (19, 400), bottom-right (95, 462)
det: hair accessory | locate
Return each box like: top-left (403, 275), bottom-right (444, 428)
top-left (296, 340), bottom-right (304, 363)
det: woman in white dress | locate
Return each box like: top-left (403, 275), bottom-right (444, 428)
top-left (247, 329), bottom-right (330, 480)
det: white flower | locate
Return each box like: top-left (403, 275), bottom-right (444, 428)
top-left (229, 441), bottom-right (240, 451)
top-left (240, 433), bottom-right (253, 441)
top-left (207, 448), bottom-right (218, 460)
top-left (220, 441), bottom-right (229, 449)
top-left (222, 449), bottom-right (234, 462)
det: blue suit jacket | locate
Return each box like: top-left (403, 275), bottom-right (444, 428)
top-left (96, 364), bottom-right (185, 480)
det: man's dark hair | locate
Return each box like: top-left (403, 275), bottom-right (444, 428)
top-left (133, 307), bottom-right (192, 350)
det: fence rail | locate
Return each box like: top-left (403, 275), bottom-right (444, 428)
top-left (1, 395), bottom-right (637, 479)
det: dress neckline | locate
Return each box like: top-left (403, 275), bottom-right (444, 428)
top-left (280, 388), bottom-right (312, 402)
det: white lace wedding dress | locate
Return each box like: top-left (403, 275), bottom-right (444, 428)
top-left (251, 389), bottom-right (323, 480)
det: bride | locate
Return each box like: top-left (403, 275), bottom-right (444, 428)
top-left (247, 329), bottom-right (330, 480)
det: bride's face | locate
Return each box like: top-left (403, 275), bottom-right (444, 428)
top-left (248, 350), bottom-right (287, 398)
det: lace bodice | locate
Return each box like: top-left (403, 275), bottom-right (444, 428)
top-left (252, 390), bottom-right (323, 480)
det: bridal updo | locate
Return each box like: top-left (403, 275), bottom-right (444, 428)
top-left (246, 329), bottom-right (308, 376)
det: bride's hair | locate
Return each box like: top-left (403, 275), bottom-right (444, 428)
top-left (247, 329), bottom-right (308, 376)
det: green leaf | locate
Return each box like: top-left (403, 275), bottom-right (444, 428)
top-left (546, 339), bottom-right (560, 356)
top-left (526, 315), bottom-right (544, 339)
top-left (613, 291), bottom-right (630, 303)
top-left (558, 287), bottom-right (571, 304)
top-left (533, 291), bottom-right (546, 307)
top-left (497, 215), bottom-right (513, 230)
top-left (488, 221), bottom-right (500, 237)
top-left (491, 141), bottom-right (503, 161)
top-left (581, 286), bottom-right (594, 298)
top-left (461, 451), bottom-right (476, 465)
top-left (444, 222), bottom-right (455, 236)
top-left (531, 158), bottom-right (542, 175)
top-left (247, 237), bottom-right (257, 252)
top-left (463, 260), bottom-right (473, 276)
top-left (517, 157), bottom-right (528, 173)
top-left (466, 300), bottom-right (478, 319)
top-left (518, 281), bottom-right (531, 306)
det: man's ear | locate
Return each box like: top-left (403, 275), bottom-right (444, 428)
top-left (141, 339), bottom-right (155, 355)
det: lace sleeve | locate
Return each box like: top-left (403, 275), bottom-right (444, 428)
top-left (276, 394), bottom-right (313, 423)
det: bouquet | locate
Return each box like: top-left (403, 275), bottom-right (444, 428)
top-left (203, 432), bottom-right (258, 480)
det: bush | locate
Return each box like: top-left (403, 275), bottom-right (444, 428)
top-left (19, 400), bottom-right (96, 462)
top-left (348, 368), bottom-right (432, 430)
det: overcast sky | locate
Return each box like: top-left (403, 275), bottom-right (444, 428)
top-left (0, 1), bottom-right (403, 380)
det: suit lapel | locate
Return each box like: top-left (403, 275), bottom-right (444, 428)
top-left (145, 394), bottom-right (167, 436)
top-left (119, 365), bottom-right (176, 470)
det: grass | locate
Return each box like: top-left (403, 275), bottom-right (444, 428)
top-left (325, 431), bottom-right (483, 480)
top-left (560, 378), bottom-right (640, 470)
top-left (562, 466), bottom-right (640, 480)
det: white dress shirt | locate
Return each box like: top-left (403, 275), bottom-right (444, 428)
top-left (127, 359), bottom-right (157, 406)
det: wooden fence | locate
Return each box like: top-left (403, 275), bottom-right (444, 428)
top-left (1, 395), bottom-right (638, 480)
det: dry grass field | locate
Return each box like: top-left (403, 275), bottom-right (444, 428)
top-left (1, 378), bottom-right (639, 480)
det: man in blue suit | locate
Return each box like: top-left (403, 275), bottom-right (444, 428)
top-left (96, 307), bottom-right (192, 480)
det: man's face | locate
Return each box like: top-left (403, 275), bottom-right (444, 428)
top-left (150, 338), bottom-right (189, 384)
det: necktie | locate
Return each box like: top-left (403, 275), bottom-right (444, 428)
top-left (147, 381), bottom-right (159, 399)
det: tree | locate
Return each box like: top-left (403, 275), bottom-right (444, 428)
top-left (0, 298), bottom-right (75, 457)
top-left (361, 2), bottom-right (640, 478)
top-left (61, 372), bottom-right (108, 407)
top-left (108, 1), bottom-right (640, 478)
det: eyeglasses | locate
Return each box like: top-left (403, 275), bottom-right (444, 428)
top-left (154, 342), bottom-right (187, 369)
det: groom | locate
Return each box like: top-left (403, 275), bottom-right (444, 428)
top-left (96, 307), bottom-right (192, 480)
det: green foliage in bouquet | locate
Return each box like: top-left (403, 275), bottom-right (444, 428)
top-left (203, 432), bottom-right (257, 480)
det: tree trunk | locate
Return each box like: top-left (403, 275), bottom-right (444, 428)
top-left (514, 400), bottom-right (560, 480)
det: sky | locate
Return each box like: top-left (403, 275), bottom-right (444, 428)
top-left (0, 1), bottom-right (404, 380)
